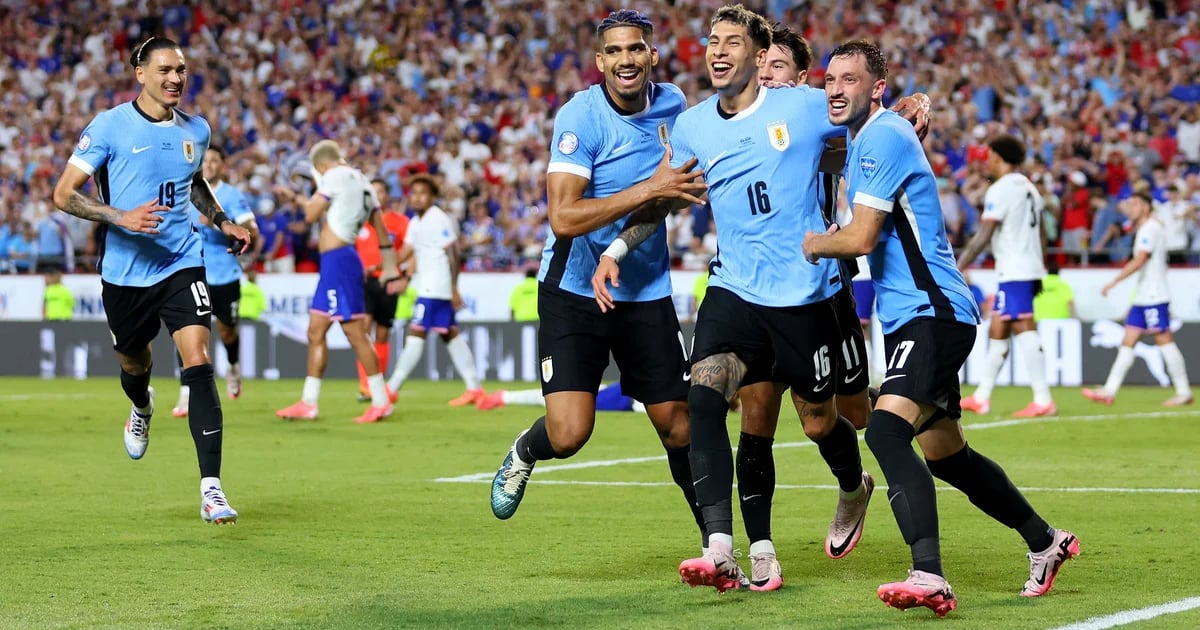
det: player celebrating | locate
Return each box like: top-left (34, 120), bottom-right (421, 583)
top-left (803, 40), bottom-right (1077, 616)
top-left (275, 140), bottom-right (398, 424)
top-left (51, 37), bottom-right (252, 523)
top-left (172, 147), bottom-right (259, 417)
top-left (1083, 191), bottom-right (1193, 406)
top-left (354, 178), bottom-right (410, 402)
top-left (487, 10), bottom-right (712, 564)
top-left (384, 175), bottom-right (483, 405)
top-left (957, 134), bottom-right (1056, 417)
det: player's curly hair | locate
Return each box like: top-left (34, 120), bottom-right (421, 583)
top-left (988, 134), bottom-right (1026, 166)
top-left (597, 9), bottom-right (654, 39)
top-left (409, 174), bottom-right (440, 198)
top-left (129, 36), bottom-right (181, 68)
top-left (829, 39), bottom-right (889, 81)
top-left (711, 4), bottom-right (772, 52)
top-left (770, 22), bottom-right (812, 72)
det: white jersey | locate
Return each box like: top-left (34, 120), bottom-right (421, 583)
top-left (316, 164), bottom-right (379, 244)
top-left (1131, 217), bottom-right (1170, 306)
top-left (982, 172), bottom-right (1046, 282)
top-left (405, 205), bottom-right (457, 300)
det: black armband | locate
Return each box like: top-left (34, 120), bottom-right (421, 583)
top-left (212, 212), bottom-right (230, 228)
top-left (379, 244), bottom-right (393, 250)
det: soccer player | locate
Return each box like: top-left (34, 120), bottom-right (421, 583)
top-left (802, 40), bottom-right (1078, 616)
top-left (353, 178), bottom-right (410, 402)
top-left (172, 147), bottom-right (259, 417)
top-left (487, 10), bottom-right (711, 563)
top-left (275, 140), bottom-right (399, 424)
top-left (51, 36), bottom-right (252, 523)
top-left (957, 134), bottom-right (1056, 417)
top-left (384, 175), bottom-right (483, 405)
top-left (1083, 191), bottom-right (1193, 406)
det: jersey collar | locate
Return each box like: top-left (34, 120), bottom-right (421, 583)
top-left (851, 106), bottom-right (888, 144)
top-left (722, 86), bottom-right (768, 122)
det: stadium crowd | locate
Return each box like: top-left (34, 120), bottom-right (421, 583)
top-left (0, 0), bottom-right (1198, 274)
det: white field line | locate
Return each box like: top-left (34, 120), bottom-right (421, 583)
top-left (437, 478), bottom-right (1200, 493)
top-left (0, 393), bottom-right (92, 401)
top-left (1052, 596), bottom-right (1200, 630)
top-left (436, 409), bottom-right (1194, 483)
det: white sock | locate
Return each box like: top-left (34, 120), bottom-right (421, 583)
top-left (301, 376), bottom-right (321, 406)
top-left (1015, 330), bottom-right (1052, 405)
top-left (368, 373), bottom-right (389, 407)
top-left (1103, 346), bottom-right (1135, 397)
top-left (709, 533), bottom-right (734, 550)
top-left (631, 400), bottom-right (646, 414)
top-left (177, 384), bottom-right (190, 406)
top-left (749, 539), bottom-right (776, 557)
top-left (974, 337), bottom-right (1009, 401)
top-left (388, 336), bottom-right (425, 391)
top-left (503, 389), bottom-right (545, 406)
top-left (1159, 341), bottom-right (1192, 398)
top-left (446, 335), bottom-right (481, 391)
top-left (201, 476), bottom-right (221, 493)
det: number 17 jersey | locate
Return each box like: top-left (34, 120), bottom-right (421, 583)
top-left (69, 102), bottom-right (209, 287)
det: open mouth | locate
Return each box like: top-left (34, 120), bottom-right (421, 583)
top-left (829, 98), bottom-right (848, 116)
top-left (613, 68), bottom-right (641, 89)
top-left (163, 84), bottom-right (182, 98)
top-left (711, 61), bottom-right (733, 81)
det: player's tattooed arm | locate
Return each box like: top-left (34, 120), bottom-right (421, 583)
top-left (191, 172), bottom-right (224, 221)
top-left (52, 164), bottom-right (168, 234)
top-left (615, 200), bottom-right (671, 252)
top-left (60, 191), bottom-right (124, 224)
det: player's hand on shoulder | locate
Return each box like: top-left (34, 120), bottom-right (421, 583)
top-left (761, 80), bottom-right (796, 89)
top-left (591, 255), bottom-right (621, 313)
top-left (119, 198), bottom-right (171, 234)
top-left (647, 149), bottom-right (707, 206)
top-left (222, 221), bottom-right (253, 255)
top-left (891, 93), bottom-right (932, 140)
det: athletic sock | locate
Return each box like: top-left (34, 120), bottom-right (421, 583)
top-left (504, 389), bottom-right (545, 406)
top-left (182, 364), bottom-right (222, 478)
top-left (736, 431), bottom-right (775, 544)
top-left (514, 416), bottom-right (558, 464)
top-left (667, 444), bottom-right (708, 548)
top-left (367, 373), bottom-right (389, 408)
top-left (121, 366), bottom-right (153, 411)
top-left (974, 337), bottom-right (1009, 401)
top-left (815, 415), bottom-right (864, 493)
top-left (926, 443), bottom-right (1053, 553)
top-left (688, 385), bottom-right (734, 538)
top-left (223, 338), bottom-right (241, 371)
top-left (375, 341), bottom-right (390, 375)
top-left (387, 336), bottom-right (425, 391)
top-left (446, 335), bottom-right (480, 391)
top-left (1160, 342), bottom-right (1192, 398)
top-left (865, 409), bottom-right (942, 576)
top-left (1015, 330), bottom-right (1052, 405)
top-left (1103, 346), bottom-right (1135, 396)
top-left (301, 376), bottom-right (321, 406)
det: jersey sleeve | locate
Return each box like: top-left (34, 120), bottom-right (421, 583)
top-left (849, 123), bottom-right (918, 213)
top-left (315, 168), bottom-right (343, 200)
top-left (546, 95), bottom-right (601, 180)
top-left (800, 88), bottom-right (844, 141)
top-left (434, 212), bottom-right (457, 248)
top-left (67, 114), bottom-right (113, 176)
top-left (981, 183), bottom-right (1010, 223)
top-left (228, 188), bottom-right (256, 225)
top-left (667, 114), bottom-right (697, 169)
top-left (1134, 221), bottom-right (1161, 255)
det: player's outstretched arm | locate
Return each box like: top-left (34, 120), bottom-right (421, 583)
top-left (52, 163), bottom-right (169, 234)
top-left (956, 219), bottom-right (998, 272)
top-left (802, 204), bottom-right (889, 263)
top-left (548, 150), bottom-right (705, 238)
top-left (1101, 249), bottom-right (1149, 297)
top-left (192, 173), bottom-right (252, 254)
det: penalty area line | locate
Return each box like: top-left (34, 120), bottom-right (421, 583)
top-left (436, 409), bottom-right (1193, 483)
top-left (1051, 596), bottom-right (1200, 630)
top-left (434, 478), bottom-right (1200, 494)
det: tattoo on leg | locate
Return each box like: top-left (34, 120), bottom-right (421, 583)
top-left (691, 353), bottom-right (747, 402)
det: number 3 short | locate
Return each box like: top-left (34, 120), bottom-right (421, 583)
top-left (880, 317), bottom-right (977, 428)
top-left (102, 266), bottom-right (211, 355)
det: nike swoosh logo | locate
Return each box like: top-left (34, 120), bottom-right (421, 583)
top-left (196, 309), bottom-right (212, 317)
top-left (682, 372), bottom-right (691, 382)
top-left (706, 150), bottom-right (730, 169)
top-left (827, 512), bottom-right (867, 558)
top-left (693, 475), bottom-right (710, 486)
top-left (611, 141), bottom-right (634, 154)
top-left (813, 380), bottom-right (830, 393)
top-left (741, 494), bottom-right (761, 502)
top-left (1033, 563), bottom-right (1051, 586)
top-left (201, 428), bottom-right (221, 436)
top-left (132, 146), bottom-right (151, 154)
top-left (843, 370), bottom-right (863, 384)
top-left (881, 374), bottom-right (905, 384)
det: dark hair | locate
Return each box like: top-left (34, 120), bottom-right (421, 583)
top-left (409, 174), bottom-right (440, 197)
top-left (711, 4), bottom-right (772, 52)
top-left (829, 39), bottom-right (888, 81)
top-left (988, 134), bottom-right (1025, 166)
top-left (129, 36), bottom-right (181, 68)
top-left (597, 9), bottom-right (654, 40)
top-left (205, 145), bottom-right (226, 160)
top-left (370, 177), bottom-right (387, 187)
top-left (770, 23), bottom-right (812, 71)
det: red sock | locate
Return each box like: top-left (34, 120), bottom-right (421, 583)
top-left (356, 361), bottom-right (369, 393)
top-left (376, 342), bottom-right (391, 375)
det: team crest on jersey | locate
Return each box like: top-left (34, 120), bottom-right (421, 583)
top-left (557, 132), bottom-right (578, 155)
top-left (182, 140), bottom-right (195, 163)
top-left (657, 122), bottom-right (670, 148)
top-left (767, 122), bottom-right (790, 151)
top-left (860, 157), bottom-right (878, 179)
top-left (77, 133), bottom-right (91, 152)
top-left (541, 356), bottom-right (554, 383)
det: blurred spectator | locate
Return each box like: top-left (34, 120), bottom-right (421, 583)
top-left (509, 266), bottom-right (538, 322)
top-left (256, 199), bottom-right (295, 273)
top-left (35, 212), bottom-right (71, 273)
top-left (238, 267), bottom-right (267, 322)
top-left (1159, 184), bottom-right (1194, 263)
top-left (1034, 259), bottom-right (1075, 321)
top-left (7, 221), bottom-right (36, 273)
top-left (1060, 172), bottom-right (1092, 263)
top-left (42, 269), bottom-right (75, 320)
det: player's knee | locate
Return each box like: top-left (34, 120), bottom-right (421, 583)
top-left (864, 409), bottom-right (915, 459)
top-left (545, 413), bottom-right (595, 457)
top-left (649, 401), bottom-right (690, 449)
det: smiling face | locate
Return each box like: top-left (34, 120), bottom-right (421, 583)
top-left (136, 46), bottom-right (187, 113)
top-left (706, 20), bottom-right (765, 95)
top-left (595, 25), bottom-right (658, 111)
top-left (202, 148), bottom-right (223, 182)
top-left (824, 52), bottom-right (885, 133)
top-left (760, 43), bottom-right (805, 85)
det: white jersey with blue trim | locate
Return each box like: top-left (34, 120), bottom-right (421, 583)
top-left (541, 82), bottom-right (685, 302)
top-left (316, 164), bottom-right (379, 245)
top-left (195, 180), bottom-right (254, 286)
top-left (68, 102), bottom-right (209, 287)
top-left (844, 109), bottom-right (980, 334)
top-left (982, 172), bottom-right (1046, 282)
top-left (1131, 217), bottom-right (1169, 306)
top-left (669, 86), bottom-right (843, 307)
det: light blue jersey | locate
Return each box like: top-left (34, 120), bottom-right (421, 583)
top-left (69, 102), bottom-right (209, 287)
top-left (844, 109), bottom-right (980, 334)
top-left (670, 87), bottom-right (843, 307)
top-left (195, 181), bottom-right (254, 286)
top-left (542, 82), bottom-right (684, 302)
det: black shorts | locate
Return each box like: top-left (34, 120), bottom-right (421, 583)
top-left (208, 280), bottom-right (241, 329)
top-left (364, 275), bottom-right (400, 328)
top-left (832, 286), bottom-right (869, 395)
top-left (692, 286), bottom-right (840, 403)
top-left (102, 267), bottom-right (211, 355)
top-left (879, 317), bottom-right (977, 431)
top-left (537, 283), bottom-right (689, 405)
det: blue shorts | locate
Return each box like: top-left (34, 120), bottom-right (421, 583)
top-left (1127, 303), bottom-right (1170, 333)
top-left (410, 297), bottom-right (458, 333)
top-left (993, 280), bottom-right (1039, 321)
top-left (311, 246), bottom-right (365, 321)
top-left (852, 280), bottom-right (875, 323)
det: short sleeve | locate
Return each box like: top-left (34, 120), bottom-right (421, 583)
top-left (800, 88), bottom-right (843, 141)
top-left (68, 116), bottom-right (112, 176)
top-left (1134, 222), bottom-right (1160, 254)
top-left (315, 169), bottom-right (341, 200)
top-left (981, 185), bottom-right (1009, 223)
top-left (668, 117), bottom-right (696, 169)
top-left (546, 96), bottom-right (600, 180)
top-left (226, 188), bottom-right (255, 224)
top-left (850, 123), bottom-right (918, 213)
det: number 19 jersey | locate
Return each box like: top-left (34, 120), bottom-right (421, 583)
top-left (69, 102), bottom-right (209, 287)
